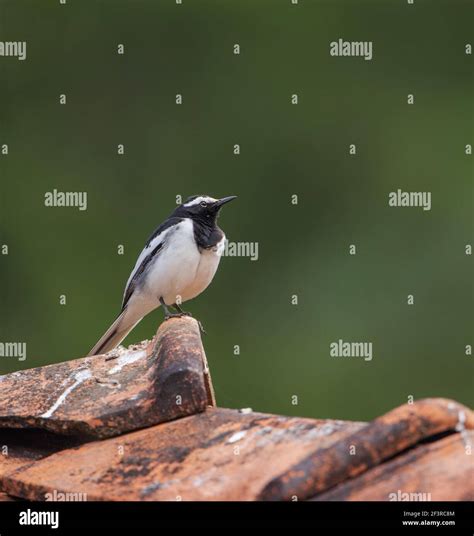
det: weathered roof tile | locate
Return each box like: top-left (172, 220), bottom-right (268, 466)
top-left (0, 318), bottom-right (214, 439)
top-left (1, 408), bottom-right (364, 501)
top-left (0, 429), bottom-right (82, 480)
top-left (259, 398), bottom-right (474, 501)
top-left (0, 318), bottom-right (472, 502)
top-left (312, 432), bottom-right (474, 501)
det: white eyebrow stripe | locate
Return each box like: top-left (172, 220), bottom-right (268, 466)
top-left (184, 196), bottom-right (217, 207)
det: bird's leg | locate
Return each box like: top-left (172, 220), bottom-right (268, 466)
top-left (160, 298), bottom-right (205, 332)
top-left (159, 297), bottom-right (182, 320)
top-left (172, 303), bottom-right (192, 317)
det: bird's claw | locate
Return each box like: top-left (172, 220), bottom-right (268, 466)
top-left (164, 311), bottom-right (205, 333)
top-left (164, 313), bottom-right (186, 321)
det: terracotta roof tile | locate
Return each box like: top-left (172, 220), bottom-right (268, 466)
top-left (0, 429), bottom-right (81, 479)
top-left (259, 398), bottom-right (473, 501)
top-left (312, 432), bottom-right (473, 501)
top-left (0, 318), bottom-right (213, 439)
top-left (1, 408), bottom-right (363, 501)
top-left (0, 318), bottom-right (472, 501)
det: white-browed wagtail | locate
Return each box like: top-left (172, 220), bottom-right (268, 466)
top-left (88, 195), bottom-right (237, 356)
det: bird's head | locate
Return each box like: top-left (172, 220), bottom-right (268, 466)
top-left (176, 195), bottom-right (237, 224)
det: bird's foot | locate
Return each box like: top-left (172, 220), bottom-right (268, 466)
top-left (164, 307), bottom-right (205, 332)
top-left (172, 303), bottom-right (192, 317)
top-left (164, 312), bottom-right (187, 321)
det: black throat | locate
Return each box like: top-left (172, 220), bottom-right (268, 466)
top-left (192, 218), bottom-right (224, 250)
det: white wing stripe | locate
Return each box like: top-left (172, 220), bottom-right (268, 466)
top-left (123, 224), bottom-right (177, 303)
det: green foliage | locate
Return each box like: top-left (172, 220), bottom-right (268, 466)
top-left (0, 0), bottom-right (472, 420)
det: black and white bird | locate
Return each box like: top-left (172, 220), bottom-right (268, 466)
top-left (88, 195), bottom-right (236, 356)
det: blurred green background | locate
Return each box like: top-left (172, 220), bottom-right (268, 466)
top-left (0, 0), bottom-right (472, 421)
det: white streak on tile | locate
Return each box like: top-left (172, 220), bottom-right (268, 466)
top-left (40, 369), bottom-right (92, 419)
top-left (107, 349), bottom-right (146, 375)
top-left (227, 430), bottom-right (247, 444)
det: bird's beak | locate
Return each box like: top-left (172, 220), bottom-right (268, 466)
top-left (214, 196), bottom-right (237, 209)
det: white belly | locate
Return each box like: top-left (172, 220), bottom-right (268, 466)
top-left (140, 219), bottom-right (224, 307)
top-left (181, 238), bottom-right (224, 302)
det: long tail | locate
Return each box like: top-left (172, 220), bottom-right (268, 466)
top-left (88, 308), bottom-right (141, 356)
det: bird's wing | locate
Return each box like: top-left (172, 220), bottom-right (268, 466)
top-left (121, 217), bottom-right (184, 310)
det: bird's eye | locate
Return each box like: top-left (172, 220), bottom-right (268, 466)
top-left (200, 201), bottom-right (207, 208)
